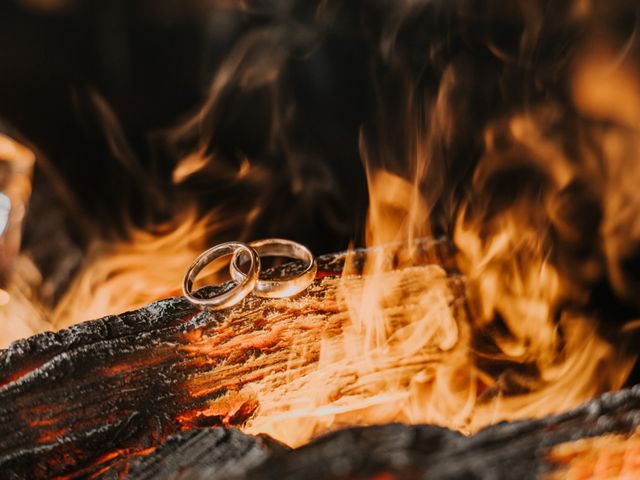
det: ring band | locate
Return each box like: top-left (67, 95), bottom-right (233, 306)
top-left (183, 241), bottom-right (260, 309)
top-left (229, 238), bottom-right (317, 298)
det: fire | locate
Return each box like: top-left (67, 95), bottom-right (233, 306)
top-left (2, 0), bottom-right (640, 456)
top-left (240, 262), bottom-right (472, 445)
top-left (50, 208), bottom-right (215, 329)
top-left (547, 429), bottom-right (640, 479)
top-left (0, 134), bottom-right (49, 347)
top-left (240, 29), bottom-right (638, 442)
top-left (239, 103), bottom-right (633, 446)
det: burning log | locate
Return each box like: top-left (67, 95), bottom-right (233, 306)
top-left (1, 237), bottom-right (633, 479)
top-left (0, 239), bottom-right (462, 478)
top-left (122, 385), bottom-right (640, 479)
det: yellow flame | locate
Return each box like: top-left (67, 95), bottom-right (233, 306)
top-left (243, 41), bottom-right (637, 444)
top-left (50, 208), bottom-right (218, 329)
top-left (1, 18), bottom-right (637, 454)
top-left (546, 428), bottom-right (640, 479)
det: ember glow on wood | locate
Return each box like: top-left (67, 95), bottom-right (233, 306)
top-left (0, 241), bottom-right (459, 477)
top-left (0, 240), bottom-right (634, 478)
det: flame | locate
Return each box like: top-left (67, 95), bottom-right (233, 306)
top-left (241, 263), bottom-right (473, 445)
top-left (2, 1), bottom-right (640, 456)
top-left (547, 428), bottom-right (640, 479)
top-left (240, 177), bottom-right (629, 446)
top-left (50, 208), bottom-right (219, 329)
top-left (242, 36), bottom-right (637, 444)
top-left (0, 135), bottom-right (48, 347)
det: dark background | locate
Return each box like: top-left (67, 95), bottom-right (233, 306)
top-left (0, 0), bottom-right (371, 262)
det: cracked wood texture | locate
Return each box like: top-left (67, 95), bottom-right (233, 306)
top-left (0, 239), bottom-right (461, 478)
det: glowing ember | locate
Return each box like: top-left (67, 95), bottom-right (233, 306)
top-left (547, 429), bottom-right (640, 479)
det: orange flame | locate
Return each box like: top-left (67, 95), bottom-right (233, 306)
top-left (2, 6), bottom-right (638, 453)
top-left (0, 135), bottom-right (48, 347)
top-left (50, 208), bottom-right (215, 329)
top-left (243, 38), bottom-right (637, 444)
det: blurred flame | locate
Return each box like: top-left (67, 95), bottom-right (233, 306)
top-left (50, 208), bottom-right (218, 329)
top-left (546, 428), bottom-right (640, 479)
top-left (244, 37), bottom-right (637, 445)
top-left (1, 3), bottom-right (639, 454)
top-left (0, 135), bottom-right (46, 347)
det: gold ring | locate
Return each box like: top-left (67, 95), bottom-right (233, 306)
top-left (229, 238), bottom-right (316, 298)
top-left (183, 241), bottom-right (259, 309)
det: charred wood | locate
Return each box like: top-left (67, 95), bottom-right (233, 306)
top-left (128, 385), bottom-right (640, 480)
top-left (125, 427), bottom-right (287, 480)
top-left (0, 239), bottom-right (459, 478)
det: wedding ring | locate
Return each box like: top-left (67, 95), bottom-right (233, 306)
top-left (230, 238), bottom-right (317, 298)
top-left (183, 241), bottom-right (260, 309)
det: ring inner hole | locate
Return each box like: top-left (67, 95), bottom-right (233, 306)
top-left (236, 253), bottom-right (305, 280)
top-left (193, 254), bottom-right (234, 290)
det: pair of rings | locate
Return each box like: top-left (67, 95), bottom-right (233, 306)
top-left (182, 238), bottom-right (317, 310)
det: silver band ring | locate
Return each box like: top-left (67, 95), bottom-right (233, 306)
top-left (183, 241), bottom-right (260, 309)
top-left (230, 238), bottom-right (317, 298)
